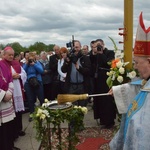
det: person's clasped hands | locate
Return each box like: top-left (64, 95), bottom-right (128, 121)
top-left (3, 92), bottom-right (12, 102)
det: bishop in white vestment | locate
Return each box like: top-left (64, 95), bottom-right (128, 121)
top-left (110, 12), bottom-right (150, 150)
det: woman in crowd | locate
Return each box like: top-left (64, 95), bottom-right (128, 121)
top-left (23, 52), bottom-right (44, 122)
top-left (57, 47), bottom-right (68, 94)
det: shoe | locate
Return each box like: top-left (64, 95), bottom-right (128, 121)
top-left (96, 119), bottom-right (100, 126)
top-left (28, 117), bottom-right (33, 122)
top-left (19, 130), bottom-right (26, 136)
top-left (107, 122), bottom-right (115, 128)
top-left (12, 146), bottom-right (21, 150)
top-left (105, 124), bottom-right (114, 129)
top-left (100, 121), bottom-right (105, 125)
top-left (100, 123), bottom-right (114, 129)
top-left (100, 125), bottom-right (106, 129)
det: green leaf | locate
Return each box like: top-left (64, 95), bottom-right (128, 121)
top-left (108, 36), bottom-right (118, 52)
top-left (106, 76), bottom-right (113, 88)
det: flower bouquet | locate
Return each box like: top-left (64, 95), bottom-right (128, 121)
top-left (106, 58), bottom-right (137, 88)
top-left (31, 99), bottom-right (88, 150)
top-left (107, 37), bottom-right (137, 88)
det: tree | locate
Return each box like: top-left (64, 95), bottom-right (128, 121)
top-left (11, 42), bottom-right (24, 53)
top-left (28, 42), bottom-right (55, 54)
top-left (0, 42), bottom-right (55, 54)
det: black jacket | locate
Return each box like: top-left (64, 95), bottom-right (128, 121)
top-left (49, 54), bottom-right (60, 81)
top-left (61, 54), bottom-right (91, 93)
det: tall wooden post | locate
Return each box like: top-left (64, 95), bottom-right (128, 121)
top-left (124, 0), bottom-right (133, 69)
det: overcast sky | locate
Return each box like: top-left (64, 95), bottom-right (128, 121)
top-left (0, 0), bottom-right (150, 50)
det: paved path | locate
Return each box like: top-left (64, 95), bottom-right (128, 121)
top-left (14, 103), bottom-right (98, 150)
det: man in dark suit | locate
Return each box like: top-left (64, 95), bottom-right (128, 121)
top-left (61, 40), bottom-right (91, 107)
top-left (49, 45), bottom-right (60, 100)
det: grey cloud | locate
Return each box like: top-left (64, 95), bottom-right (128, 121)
top-left (0, 0), bottom-right (150, 50)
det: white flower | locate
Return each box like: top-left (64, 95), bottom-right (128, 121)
top-left (36, 113), bottom-right (40, 117)
top-left (81, 107), bottom-right (88, 114)
top-left (120, 53), bottom-right (124, 58)
top-left (117, 76), bottom-right (123, 83)
top-left (37, 108), bottom-right (43, 115)
top-left (42, 110), bottom-right (50, 118)
top-left (116, 61), bottom-right (123, 68)
top-left (110, 71), bottom-right (115, 75)
top-left (74, 106), bottom-right (78, 109)
top-left (44, 99), bottom-right (49, 103)
top-left (40, 114), bottom-right (46, 120)
top-left (127, 71), bottom-right (136, 79)
top-left (119, 67), bottom-right (125, 74)
top-left (36, 108), bottom-right (49, 119)
top-left (74, 106), bottom-right (88, 115)
top-left (42, 99), bottom-right (51, 108)
top-left (107, 72), bottom-right (110, 76)
top-left (112, 74), bottom-right (116, 81)
top-left (42, 103), bottom-right (47, 107)
top-left (107, 71), bottom-right (114, 76)
top-left (123, 62), bottom-right (130, 67)
top-left (42, 101), bottom-right (51, 108)
top-left (36, 108), bottom-right (45, 119)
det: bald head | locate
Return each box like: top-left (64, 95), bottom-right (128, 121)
top-left (53, 45), bottom-right (60, 55)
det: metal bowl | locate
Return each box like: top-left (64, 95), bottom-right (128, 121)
top-left (48, 100), bottom-right (73, 111)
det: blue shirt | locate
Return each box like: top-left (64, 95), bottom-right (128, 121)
top-left (23, 61), bottom-right (44, 82)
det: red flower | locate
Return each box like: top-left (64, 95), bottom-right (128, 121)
top-left (111, 58), bottom-right (120, 68)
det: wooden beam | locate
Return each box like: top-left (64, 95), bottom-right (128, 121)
top-left (124, 0), bottom-right (133, 69)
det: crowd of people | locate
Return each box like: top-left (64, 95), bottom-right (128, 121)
top-left (0, 39), bottom-right (117, 150)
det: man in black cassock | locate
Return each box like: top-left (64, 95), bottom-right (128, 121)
top-left (90, 39), bottom-right (116, 129)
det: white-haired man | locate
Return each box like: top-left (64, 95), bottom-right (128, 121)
top-left (109, 12), bottom-right (150, 150)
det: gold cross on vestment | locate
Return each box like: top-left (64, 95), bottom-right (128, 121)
top-left (131, 100), bottom-right (138, 111)
top-left (127, 100), bottom-right (138, 117)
